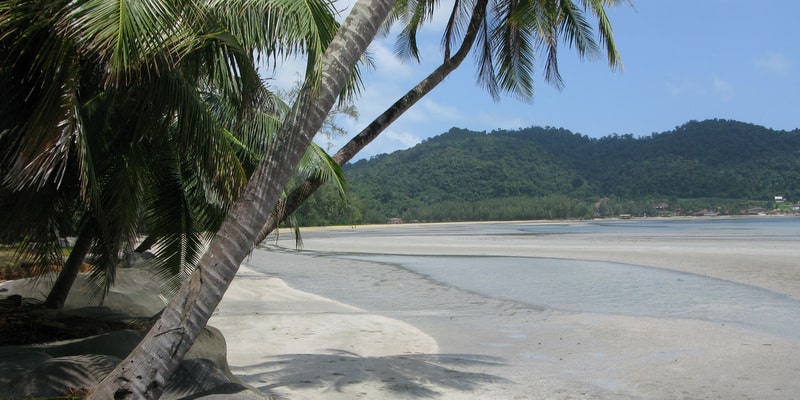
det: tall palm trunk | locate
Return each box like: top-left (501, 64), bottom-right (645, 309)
top-left (43, 219), bottom-right (94, 309)
top-left (257, 0), bottom-right (489, 242)
top-left (88, 1), bottom-right (396, 398)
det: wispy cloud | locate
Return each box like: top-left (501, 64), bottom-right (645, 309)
top-left (712, 75), bottom-right (734, 100)
top-left (386, 129), bottom-right (423, 147)
top-left (664, 76), bottom-right (733, 101)
top-left (755, 51), bottom-right (791, 75)
top-left (260, 55), bottom-right (306, 91)
top-left (356, 129), bottom-right (422, 159)
top-left (420, 99), bottom-right (464, 121)
top-left (664, 80), bottom-right (705, 97)
top-left (367, 41), bottom-right (414, 78)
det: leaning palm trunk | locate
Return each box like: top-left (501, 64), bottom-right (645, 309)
top-left (88, 1), bottom-right (396, 398)
top-left (257, 0), bottom-right (489, 242)
top-left (43, 220), bottom-right (94, 309)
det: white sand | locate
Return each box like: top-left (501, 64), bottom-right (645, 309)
top-left (211, 219), bottom-right (800, 399)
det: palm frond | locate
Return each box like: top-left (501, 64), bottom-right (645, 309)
top-left (62, 0), bottom-right (188, 81)
top-left (472, 0), bottom-right (623, 100)
top-left (474, 1), bottom-right (498, 99)
top-left (0, 188), bottom-right (69, 282)
top-left (556, 0), bottom-right (597, 55)
top-left (296, 142), bottom-right (348, 199)
top-left (441, 0), bottom-right (474, 60)
top-left (1, 0), bottom-right (357, 303)
top-left (5, 59), bottom-right (84, 191)
top-left (139, 155), bottom-right (212, 289)
top-left (84, 123), bottom-right (150, 299)
top-left (222, 0), bottom-right (340, 89)
top-left (491, 0), bottom-right (538, 100)
top-left (582, 0), bottom-right (624, 70)
top-left (390, 0), bottom-right (441, 62)
top-left (0, 15), bottom-right (85, 192)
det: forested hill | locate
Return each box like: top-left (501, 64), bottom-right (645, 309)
top-left (337, 119), bottom-right (800, 222)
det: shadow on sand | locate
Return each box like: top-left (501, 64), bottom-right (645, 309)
top-left (233, 351), bottom-right (508, 398)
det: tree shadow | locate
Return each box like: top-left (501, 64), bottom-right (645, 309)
top-left (234, 350), bottom-right (508, 398)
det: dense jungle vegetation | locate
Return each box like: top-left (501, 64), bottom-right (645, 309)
top-left (293, 119), bottom-right (800, 225)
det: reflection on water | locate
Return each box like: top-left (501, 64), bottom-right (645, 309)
top-left (330, 254), bottom-right (800, 340)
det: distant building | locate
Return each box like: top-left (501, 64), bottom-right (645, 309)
top-left (775, 196), bottom-right (786, 202)
top-left (792, 204), bottom-right (800, 212)
top-left (389, 217), bottom-right (402, 224)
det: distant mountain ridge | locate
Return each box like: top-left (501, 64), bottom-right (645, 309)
top-left (340, 119), bottom-right (800, 222)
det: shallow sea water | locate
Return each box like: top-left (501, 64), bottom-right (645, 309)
top-left (309, 217), bottom-right (800, 339)
top-left (331, 253), bottom-right (800, 339)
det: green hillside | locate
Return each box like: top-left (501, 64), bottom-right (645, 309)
top-left (295, 119), bottom-right (800, 225)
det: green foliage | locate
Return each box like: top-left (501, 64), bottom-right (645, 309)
top-left (304, 119), bottom-right (800, 224)
top-left (291, 182), bottom-right (363, 227)
top-left (0, 0), bottom-right (349, 299)
top-left (346, 127), bottom-right (585, 216)
top-left (398, 194), bottom-right (594, 223)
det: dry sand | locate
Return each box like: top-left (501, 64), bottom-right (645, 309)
top-left (211, 218), bottom-right (800, 399)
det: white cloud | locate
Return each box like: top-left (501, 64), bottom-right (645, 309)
top-left (664, 80), bottom-right (705, 97)
top-left (755, 51), bottom-right (791, 75)
top-left (353, 95), bottom-right (463, 132)
top-left (420, 99), bottom-right (464, 121)
top-left (351, 80), bottom-right (406, 123)
top-left (664, 76), bottom-right (734, 101)
top-left (354, 129), bottom-right (422, 160)
top-left (260, 55), bottom-right (307, 92)
top-left (367, 40), bottom-right (414, 78)
top-left (386, 129), bottom-right (423, 148)
top-left (712, 75), bottom-right (734, 100)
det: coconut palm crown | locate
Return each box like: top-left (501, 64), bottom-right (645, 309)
top-left (0, 0), bottom-right (355, 307)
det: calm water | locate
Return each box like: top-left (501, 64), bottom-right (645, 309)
top-left (317, 215), bottom-right (800, 240)
top-left (513, 216), bottom-right (800, 240)
top-left (331, 254), bottom-right (800, 339)
top-left (284, 217), bottom-right (800, 338)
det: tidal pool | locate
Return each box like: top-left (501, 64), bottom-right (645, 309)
top-left (333, 254), bottom-right (800, 340)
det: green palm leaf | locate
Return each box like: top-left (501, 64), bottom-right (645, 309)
top-left (63, 0), bottom-right (188, 78)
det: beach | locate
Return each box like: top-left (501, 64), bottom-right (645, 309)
top-left (210, 218), bottom-right (800, 399)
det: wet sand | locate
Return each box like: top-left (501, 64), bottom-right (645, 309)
top-left (210, 219), bottom-right (800, 399)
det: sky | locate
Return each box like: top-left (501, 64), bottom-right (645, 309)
top-left (266, 0), bottom-right (799, 161)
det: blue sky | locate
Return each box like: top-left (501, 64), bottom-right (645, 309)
top-left (268, 1), bottom-right (799, 161)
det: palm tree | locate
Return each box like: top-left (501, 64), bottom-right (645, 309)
top-left (258, 0), bottom-right (624, 238)
top-left (0, 0), bottom-right (347, 308)
top-left (1, 0), bottom-right (253, 307)
top-left (89, 1), bottom-right (398, 398)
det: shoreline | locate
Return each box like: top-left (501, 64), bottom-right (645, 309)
top-left (214, 219), bottom-right (800, 399)
top-left (284, 217), bottom-right (800, 299)
top-left (293, 213), bottom-right (797, 231)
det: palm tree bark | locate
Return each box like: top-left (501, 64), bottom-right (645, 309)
top-left (257, 0), bottom-right (489, 242)
top-left (88, 1), bottom-right (396, 398)
top-left (43, 220), bottom-right (94, 309)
